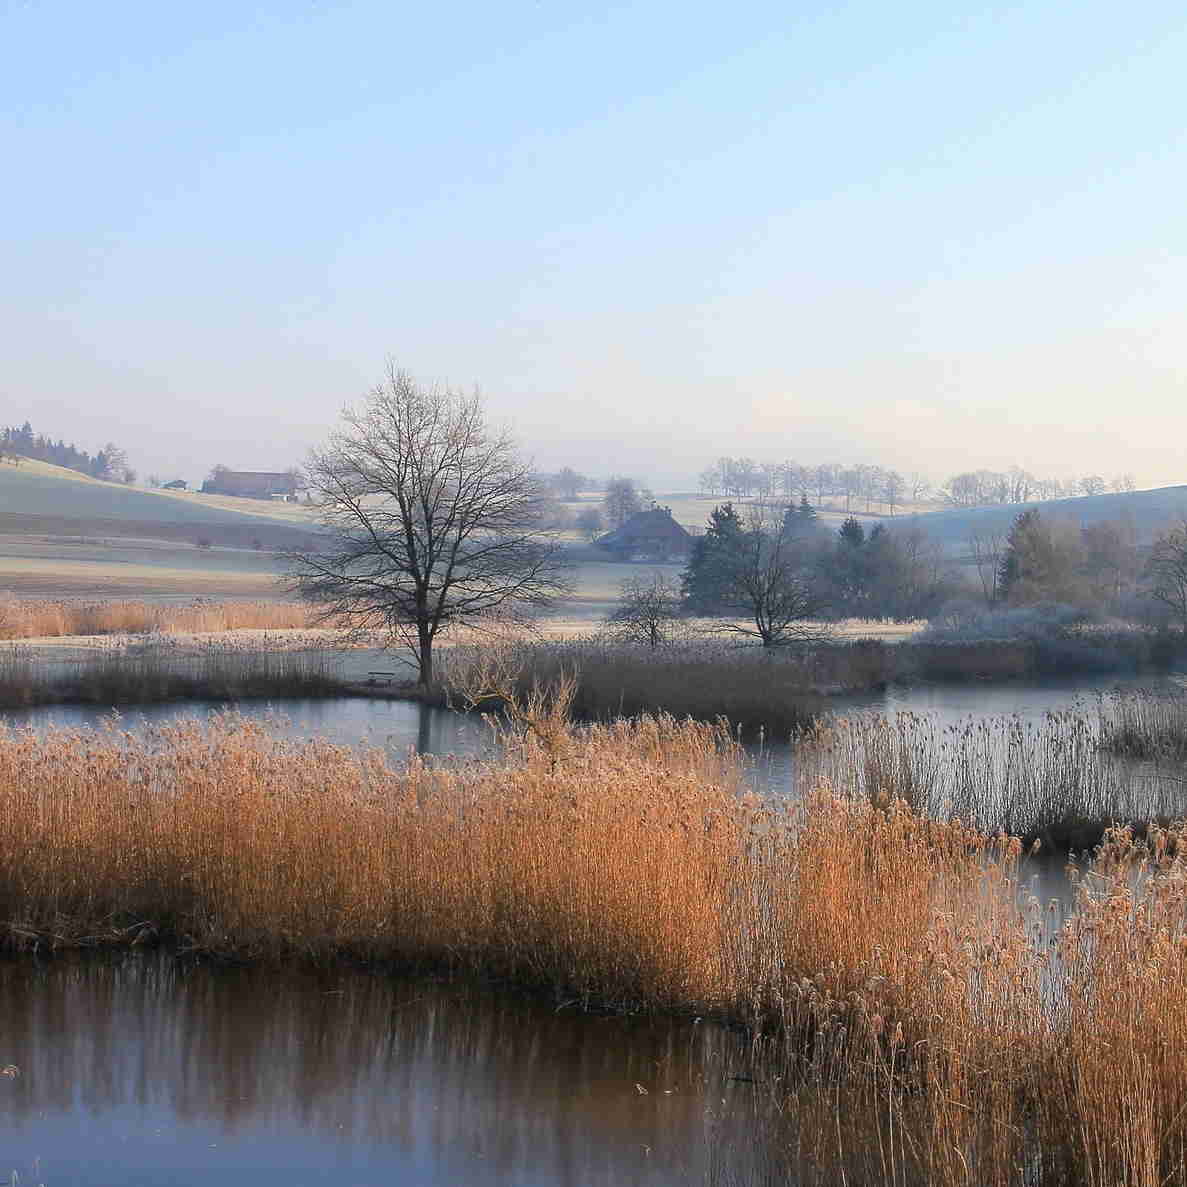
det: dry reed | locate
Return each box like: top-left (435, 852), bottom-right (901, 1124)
top-left (1098, 689), bottom-right (1187, 761)
top-left (798, 707), bottom-right (1187, 851)
top-left (0, 639), bottom-right (346, 707)
top-left (5, 711), bottom-right (1187, 1181)
top-left (439, 638), bottom-right (833, 734)
top-left (0, 597), bottom-right (313, 639)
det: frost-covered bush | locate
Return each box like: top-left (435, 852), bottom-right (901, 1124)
top-left (921, 601), bottom-right (1095, 643)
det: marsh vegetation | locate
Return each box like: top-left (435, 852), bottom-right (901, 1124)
top-left (0, 639), bottom-right (346, 708)
top-left (0, 597), bottom-right (313, 639)
top-left (5, 710), bottom-right (1187, 1182)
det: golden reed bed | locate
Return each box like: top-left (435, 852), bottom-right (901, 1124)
top-left (0, 597), bottom-right (311, 639)
top-left (1, 711), bottom-right (1186, 1183)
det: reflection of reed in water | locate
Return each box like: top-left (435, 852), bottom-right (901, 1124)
top-left (0, 954), bottom-right (762, 1185)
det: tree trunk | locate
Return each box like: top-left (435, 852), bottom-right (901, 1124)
top-left (417, 621), bottom-right (433, 687)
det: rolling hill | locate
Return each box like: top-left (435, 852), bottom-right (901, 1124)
top-left (0, 458), bottom-right (313, 530)
top-left (901, 485), bottom-right (1187, 554)
top-left (0, 460), bottom-right (324, 597)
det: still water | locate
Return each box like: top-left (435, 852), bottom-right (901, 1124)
top-left (4, 670), bottom-right (1181, 787)
top-left (0, 953), bottom-right (759, 1186)
top-left (1, 676), bottom-right (1175, 1182)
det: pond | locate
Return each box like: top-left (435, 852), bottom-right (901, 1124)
top-left (5, 670), bottom-right (1182, 786)
top-left (6, 676), bottom-right (1162, 1181)
top-left (0, 952), bottom-right (761, 1186)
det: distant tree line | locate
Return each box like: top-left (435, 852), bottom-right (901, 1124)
top-left (968, 508), bottom-right (1184, 624)
top-left (1, 421), bottom-right (136, 483)
top-left (542, 467), bottom-right (602, 500)
top-left (939, 467), bottom-right (1135, 508)
top-left (678, 500), bottom-right (955, 637)
top-left (697, 456), bottom-right (1140, 515)
top-left (698, 457), bottom-right (919, 515)
top-left (609, 498), bottom-right (1187, 647)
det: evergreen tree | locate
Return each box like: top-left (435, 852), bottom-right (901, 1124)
top-left (997, 510), bottom-right (1039, 603)
top-left (838, 516), bottom-right (866, 548)
top-left (997, 509), bottom-right (1078, 604)
top-left (681, 502), bottom-right (746, 613)
top-left (782, 494), bottom-right (820, 537)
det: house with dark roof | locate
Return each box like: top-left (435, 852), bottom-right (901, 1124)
top-left (595, 506), bottom-right (693, 561)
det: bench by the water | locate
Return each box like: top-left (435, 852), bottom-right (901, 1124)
top-left (367, 671), bottom-right (399, 687)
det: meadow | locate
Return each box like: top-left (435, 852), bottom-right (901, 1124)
top-left (3, 709), bottom-right (1187, 1183)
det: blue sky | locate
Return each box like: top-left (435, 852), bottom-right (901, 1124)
top-left (4, 1), bottom-right (1187, 486)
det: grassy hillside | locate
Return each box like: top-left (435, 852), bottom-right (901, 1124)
top-left (903, 485), bottom-right (1187, 553)
top-left (0, 459), bottom-right (322, 598)
top-left (0, 459), bottom-right (311, 528)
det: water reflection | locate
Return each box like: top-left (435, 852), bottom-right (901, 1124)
top-left (0, 697), bottom-right (498, 764)
top-left (0, 954), bottom-right (757, 1185)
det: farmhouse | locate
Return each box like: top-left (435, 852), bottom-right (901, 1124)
top-left (202, 470), bottom-right (298, 499)
top-left (596, 506), bottom-right (693, 561)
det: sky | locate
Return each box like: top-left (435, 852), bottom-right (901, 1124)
top-left (4, 0), bottom-right (1187, 490)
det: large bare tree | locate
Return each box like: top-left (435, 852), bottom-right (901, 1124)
top-left (284, 366), bottom-right (570, 685)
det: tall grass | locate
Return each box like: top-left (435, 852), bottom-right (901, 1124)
top-left (1098, 689), bottom-right (1187, 760)
top-left (5, 712), bottom-right (1187, 1181)
top-left (439, 638), bottom-right (859, 734)
top-left (437, 632), bottom-right (1181, 738)
top-left (797, 707), bottom-right (1187, 851)
top-left (0, 597), bottom-right (313, 639)
top-left (0, 639), bottom-right (345, 707)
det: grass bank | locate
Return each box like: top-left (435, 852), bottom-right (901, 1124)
top-left (438, 638), bottom-right (833, 735)
top-left (3, 714), bottom-right (1187, 1182)
top-left (0, 640), bottom-right (346, 708)
top-left (436, 630), bottom-right (1187, 738)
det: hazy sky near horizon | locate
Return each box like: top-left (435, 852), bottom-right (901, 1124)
top-left (5, 1), bottom-right (1187, 489)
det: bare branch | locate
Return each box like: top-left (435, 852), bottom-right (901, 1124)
top-left (281, 366), bottom-right (572, 685)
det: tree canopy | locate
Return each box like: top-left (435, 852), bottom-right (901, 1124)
top-left (284, 365), bottom-right (570, 685)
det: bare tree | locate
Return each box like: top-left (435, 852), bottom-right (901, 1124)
top-left (718, 508), bottom-right (830, 647)
top-left (1145, 521), bottom-right (1187, 632)
top-left (603, 477), bottom-right (648, 529)
top-left (814, 464), bottom-right (835, 507)
top-left (838, 466), bottom-right (862, 512)
top-left (1079, 474), bottom-right (1107, 497)
top-left (575, 506), bottom-right (604, 540)
top-left (550, 466), bottom-right (584, 500)
top-left (602, 572), bottom-right (686, 647)
top-left (97, 442), bottom-right (130, 482)
top-left (967, 529), bottom-right (1005, 606)
top-left (283, 365), bottom-right (571, 686)
top-left (882, 469), bottom-right (904, 516)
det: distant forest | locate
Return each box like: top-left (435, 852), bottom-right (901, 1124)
top-left (697, 456), bottom-right (1139, 514)
top-left (0, 421), bottom-right (134, 483)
